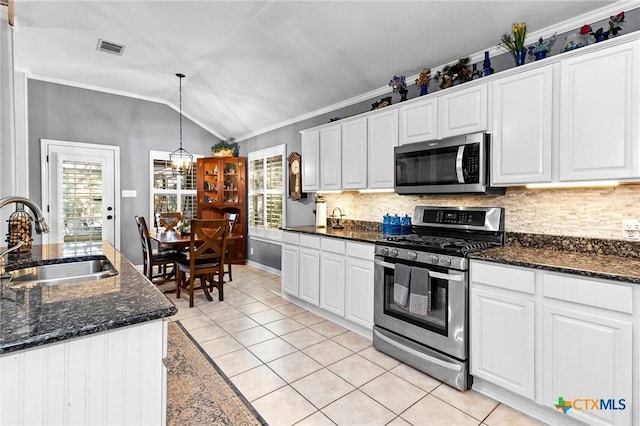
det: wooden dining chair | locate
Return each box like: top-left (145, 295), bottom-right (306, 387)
top-left (223, 212), bottom-right (238, 281)
top-left (135, 216), bottom-right (187, 283)
top-left (175, 219), bottom-right (230, 308)
top-left (158, 212), bottom-right (182, 231)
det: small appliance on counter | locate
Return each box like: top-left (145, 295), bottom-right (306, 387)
top-left (314, 194), bottom-right (327, 228)
top-left (329, 207), bottom-right (345, 229)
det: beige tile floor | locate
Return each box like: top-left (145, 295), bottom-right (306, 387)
top-left (160, 264), bottom-right (545, 426)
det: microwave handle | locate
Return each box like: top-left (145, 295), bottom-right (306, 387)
top-left (456, 145), bottom-right (465, 183)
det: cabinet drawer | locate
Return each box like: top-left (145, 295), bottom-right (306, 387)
top-left (346, 242), bottom-right (374, 260)
top-left (282, 232), bottom-right (300, 245)
top-left (321, 237), bottom-right (346, 254)
top-left (299, 234), bottom-right (321, 250)
top-left (470, 261), bottom-right (535, 294)
top-left (542, 272), bottom-right (633, 314)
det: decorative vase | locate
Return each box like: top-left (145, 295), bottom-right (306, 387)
top-left (482, 51), bottom-right (494, 76)
top-left (533, 50), bottom-right (548, 61)
top-left (594, 30), bottom-right (610, 43)
top-left (562, 32), bottom-right (589, 52)
top-left (513, 48), bottom-right (527, 66)
top-left (419, 85), bottom-right (428, 96)
top-left (399, 89), bottom-right (408, 102)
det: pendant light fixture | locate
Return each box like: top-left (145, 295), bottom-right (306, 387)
top-left (170, 73), bottom-right (193, 175)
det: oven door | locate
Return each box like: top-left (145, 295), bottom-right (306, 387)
top-left (373, 255), bottom-right (467, 360)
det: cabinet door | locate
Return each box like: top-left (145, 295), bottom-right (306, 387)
top-left (281, 244), bottom-right (299, 296)
top-left (341, 117), bottom-right (368, 189)
top-left (491, 66), bottom-right (553, 185)
top-left (399, 97), bottom-right (438, 145)
top-left (470, 287), bottom-right (534, 399)
top-left (298, 247), bottom-right (320, 306)
top-left (320, 125), bottom-right (342, 190)
top-left (542, 304), bottom-right (632, 426)
top-left (559, 40), bottom-right (640, 181)
top-left (301, 129), bottom-right (320, 191)
top-left (345, 256), bottom-right (374, 329)
top-left (320, 252), bottom-right (345, 316)
top-left (438, 84), bottom-right (488, 138)
top-left (368, 108), bottom-right (398, 189)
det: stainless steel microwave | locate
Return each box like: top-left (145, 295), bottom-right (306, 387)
top-left (394, 132), bottom-right (504, 195)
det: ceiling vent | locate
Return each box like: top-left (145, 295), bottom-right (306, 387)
top-left (96, 39), bottom-right (125, 56)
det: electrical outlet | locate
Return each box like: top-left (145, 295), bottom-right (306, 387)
top-left (622, 220), bottom-right (640, 239)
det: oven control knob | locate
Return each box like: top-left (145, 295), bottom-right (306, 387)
top-left (430, 254), bottom-right (439, 264)
top-left (380, 247), bottom-right (389, 256)
top-left (407, 251), bottom-right (417, 261)
top-left (390, 249), bottom-right (399, 257)
top-left (441, 256), bottom-right (452, 266)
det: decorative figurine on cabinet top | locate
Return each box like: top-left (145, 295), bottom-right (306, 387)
top-left (415, 68), bottom-right (431, 96)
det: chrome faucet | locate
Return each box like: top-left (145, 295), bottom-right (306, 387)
top-left (0, 196), bottom-right (50, 234)
top-left (0, 241), bottom-right (24, 277)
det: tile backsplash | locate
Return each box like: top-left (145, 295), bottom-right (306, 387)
top-left (323, 184), bottom-right (640, 240)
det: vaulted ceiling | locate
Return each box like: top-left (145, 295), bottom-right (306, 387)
top-left (13, 1), bottom-right (620, 141)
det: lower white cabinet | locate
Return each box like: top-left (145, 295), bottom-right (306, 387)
top-left (470, 259), bottom-right (636, 426)
top-left (281, 232), bottom-right (375, 332)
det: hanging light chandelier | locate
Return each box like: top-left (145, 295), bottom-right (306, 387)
top-left (170, 73), bottom-right (193, 175)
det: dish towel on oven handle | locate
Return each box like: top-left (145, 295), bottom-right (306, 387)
top-left (409, 266), bottom-right (430, 316)
top-left (393, 263), bottom-right (411, 309)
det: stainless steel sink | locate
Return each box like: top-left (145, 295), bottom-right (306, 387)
top-left (8, 258), bottom-right (118, 289)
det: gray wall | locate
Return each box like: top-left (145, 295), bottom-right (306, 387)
top-left (28, 80), bottom-right (221, 264)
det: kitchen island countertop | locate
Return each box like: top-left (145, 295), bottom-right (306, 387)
top-left (0, 242), bottom-right (176, 354)
top-left (469, 245), bottom-right (640, 284)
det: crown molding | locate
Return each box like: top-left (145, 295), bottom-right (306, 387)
top-left (237, 0), bottom-right (638, 142)
top-left (23, 71), bottom-right (226, 141)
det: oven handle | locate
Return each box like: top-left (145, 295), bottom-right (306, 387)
top-left (428, 271), bottom-right (463, 282)
top-left (374, 259), bottom-right (396, 269)
top-left (374, 328), bottom-right (463, 372)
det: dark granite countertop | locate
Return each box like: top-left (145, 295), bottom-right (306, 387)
top-left (470, 246), bottom-right (640, 284)
top-left (0, 242), bottom-right (177, 354)
top-left (283, 226), bottom-right (383, 244)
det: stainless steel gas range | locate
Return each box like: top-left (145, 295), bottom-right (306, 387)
top-left (373, 206), bottom-right (505, 390)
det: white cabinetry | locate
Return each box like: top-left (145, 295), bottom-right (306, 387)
top-left (399, 97), bottom-right (437, 145)
top-left (320, 238), bottom-right (346, 316)
top-left (438, 83), bottom-right (488, 138)
top-left (301, 129), bottom-right (320, 192)
top-left (345, 242), bottom-right (375, 329)
top-left (281, 232), bottom-right (300, 297)
top-left (298, 235), bottom-right (321, 306)
top-left (491, 66), bottom-right (553, 185)
top-left (281, 233), bottom-right (375, 334)
top-left (368, 108), bottom-right (398, 189)
top-left (470, 262), bottom-right (535, 399)
top-left (320, 125), bottom-right (342, 190)
top-left (559, 40), bottom-right (640, 181)
top-left (341, 117), bottom-right (368, 189)
top-left (470, 259), bottom-right (636, 426)
top-left (542, 273), bottom-right (632, 426)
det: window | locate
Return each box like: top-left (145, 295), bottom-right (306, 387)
top-left (149, 150), bottom-right (202, 225)
top-left (248, 144), bottom-right (286, 240)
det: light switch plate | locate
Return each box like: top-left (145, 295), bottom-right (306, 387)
top-left (122, 190), bottom-right (137, 198)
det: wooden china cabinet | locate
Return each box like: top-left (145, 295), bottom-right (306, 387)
top-left (196, 157), bottom-right (246, 264)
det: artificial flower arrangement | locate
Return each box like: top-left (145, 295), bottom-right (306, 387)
top-left (212, 138), bottom-right (237, 157)
top-left (528, 34), bottom-right (556, 60)
top-left (500, 22), bottom-right (527, 56)
top-left (582, 11), bottom-right (625, 42)
top-left (435, 58), bottom-right (472, 89)
top-left (389, 75), bottom-right (408, 101)
top-left (176, 219), bottom-right (190, 235)
top-left (415, 68), bottom-right (431, 96)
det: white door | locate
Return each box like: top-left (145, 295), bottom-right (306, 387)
top-left (41, 140), bottom-right (120, 248)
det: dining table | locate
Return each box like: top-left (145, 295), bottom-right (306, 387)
top-left (148, 229), bottom-right (240, 251)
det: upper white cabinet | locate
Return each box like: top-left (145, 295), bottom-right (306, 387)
top-left (320, 125), bottom-right (342, 190)
top-left (491, 66), bottom-right (553, 185)
top-left (559, 40), bottom-right (640, 181)
top-left (438, 83), bottom-right (488, 138)
top-left (301, 129), bottom-right (320, 192)
top-left (341, 117), bottom-right (368, 189)
top-left (368, 108), bottom-right (398, 189)
top-left (399, 97), bottom-right (437, 145)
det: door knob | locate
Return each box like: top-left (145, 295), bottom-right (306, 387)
top-left (107, 215), bottom-right (113, 220)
